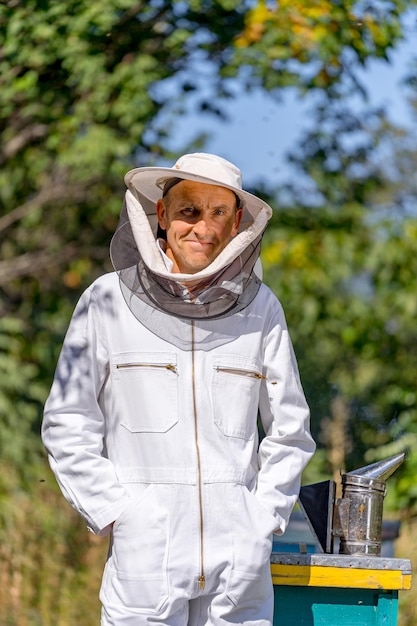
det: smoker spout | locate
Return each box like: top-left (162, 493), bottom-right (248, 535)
top-left (346, 452), bottom-right (405, 482)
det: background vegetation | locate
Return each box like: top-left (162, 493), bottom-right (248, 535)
top-left (1, 1), bottom-right (417, 623)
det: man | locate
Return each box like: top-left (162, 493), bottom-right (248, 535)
top-left (42, 153), bottom-right (315, 626)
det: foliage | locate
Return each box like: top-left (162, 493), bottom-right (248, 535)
top-left (0, 467), bottom-right (106, 625)
top-left (232, 0), bottom-right (409, 93)
top-left (1, 0), bottom-right (413, 302)
top-left (397, 519), bottom-right (417, 626)
top-left (1, 0), bottom-right (417, 621)
top-left (261, 96), bottom-right (417, 514)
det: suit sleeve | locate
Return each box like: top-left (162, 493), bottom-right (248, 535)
top-left (42, 284), bottom-right (131, 535)
top-left (256, 298), bottom-right (316, 534)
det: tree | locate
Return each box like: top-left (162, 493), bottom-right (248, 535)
top-left (1, 1), bottom-right (416, 621)
top-left (231, 0), bottom-right (409, 92)
top-left (260, 102), bottom-right (384, 473)
top-left (260, 93), bottom-right (417, 513)
top-left (1, 0), bottom-right (412, 298)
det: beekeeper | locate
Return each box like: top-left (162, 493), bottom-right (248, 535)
top-left (42, 153), bottom-right (315, 626)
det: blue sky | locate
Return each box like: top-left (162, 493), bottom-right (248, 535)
top-left (168, 26), bottom-right (416, 187)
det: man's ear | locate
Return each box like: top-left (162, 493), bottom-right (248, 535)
top-left (156, 199), bottom-right (167, 231)
top-left (231, 207), bottom-right (243, 237)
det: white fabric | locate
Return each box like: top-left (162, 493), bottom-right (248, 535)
top-left (156, 238), bottom-right (174, 271)
top-left (110, 190), bottom-right (265, 327)
top-left (124, 189), bottom-right (269, 284)
top-left (124, 153), bottom-right (274, 233)
top-left (42, 272), bottom-right (315, 623)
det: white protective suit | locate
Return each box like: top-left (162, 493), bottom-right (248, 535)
top-left (42, 158), bottom-right (315, 626)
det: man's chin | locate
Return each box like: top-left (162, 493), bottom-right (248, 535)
top-left (177, 255), bottom-right (215, 275)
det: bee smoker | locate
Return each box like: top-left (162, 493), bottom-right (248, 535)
top-left (298, 452), bottom-right (405, 556)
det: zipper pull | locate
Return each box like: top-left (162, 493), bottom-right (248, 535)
top-left (198, 574), bottom-right (206, 590)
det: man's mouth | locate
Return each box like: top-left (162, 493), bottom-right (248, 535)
top-left (184, 240), bottom-right (214, 249)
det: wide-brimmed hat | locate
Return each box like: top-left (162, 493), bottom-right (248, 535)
top-left (124, 152), bottom-right (273, 229)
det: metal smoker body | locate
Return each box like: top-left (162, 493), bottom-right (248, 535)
top-left (299, 453), bottom-right (405, 556)
top-left (334, 473), bottom-right (386, 556)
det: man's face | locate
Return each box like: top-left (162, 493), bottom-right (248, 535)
top-left (156, 180), bottom-right (242, 274)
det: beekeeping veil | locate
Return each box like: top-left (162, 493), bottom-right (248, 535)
top-left (110, 153), bottom-right (273, 349)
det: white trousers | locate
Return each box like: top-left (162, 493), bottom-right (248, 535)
top-left (99, 483), bottom-right (276, 625)
top-left (101, 579), bottom-right (274, 625)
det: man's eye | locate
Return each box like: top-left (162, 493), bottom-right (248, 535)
top-left (182, 207), bottom-right (197, 216)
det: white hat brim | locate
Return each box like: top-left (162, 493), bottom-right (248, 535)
top-left (124, 166), bottom-right (273, 229)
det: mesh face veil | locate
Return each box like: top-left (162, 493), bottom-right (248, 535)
top-left (110, 154), bottom-right (273, 349)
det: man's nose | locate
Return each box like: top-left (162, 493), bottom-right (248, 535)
top-left (193, 217), bottom-right (212, 237)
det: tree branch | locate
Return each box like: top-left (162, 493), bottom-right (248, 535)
top-left (0, 244), bottom-right (79, 286)
top-left (0, 181), bottom-right (92, 234)
top-left (0, 123), bottom-right (49, 165)
top-left (0, 243), bottom-right (110, 286)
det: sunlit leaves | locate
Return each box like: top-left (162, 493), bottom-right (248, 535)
top-left (233, 0), bottom-right (409, 92)
top-left (0, 317), bottom-right (44, 474)
top-left (260, 93), bottom-right (417, 513)
top-left (0, 1), bottom-right (416, 619)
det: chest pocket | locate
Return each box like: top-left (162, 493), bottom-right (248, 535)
top-left (212, 355), bottom-right (264, 440)
top-left (112, 352), bottom-right (178, 433)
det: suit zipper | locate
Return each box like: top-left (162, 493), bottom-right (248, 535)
top-left (191, 320), bottom-right (205, 590)
top-left (215, 366), bottom-right (266, 380)
top-left (116, 363), bottom-right (177, 372)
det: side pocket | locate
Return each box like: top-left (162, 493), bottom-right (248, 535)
top-left (227, 484), bottom-right (275, 607)
top-left (243, 486), bottom-right (279, 536)
top-left (227, 566), bottom-right (272, 608)
top-left (103, 484), bottom-right (170, 614)
top-left (225, 485), bottom-right (274, 610)
top-left (112, 483), bottom-right (154, 531)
